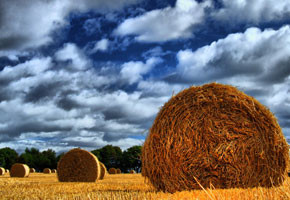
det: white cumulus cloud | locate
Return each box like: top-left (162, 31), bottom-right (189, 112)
top-left (92, 39), bottom-right (110, 52)
top-left (213, 0), bottom-right (290, 24)
top-left (176, 25), bottom-right (290, 85)
top-left (115, 0), bottom-right (211, 42)
top-left (120, 57), bottom-right (162, 84)
top-left (0, 0), bottom-right (142, 59)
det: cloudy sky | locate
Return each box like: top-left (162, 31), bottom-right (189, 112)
top-left (0, 0), bottom-right (290, 153)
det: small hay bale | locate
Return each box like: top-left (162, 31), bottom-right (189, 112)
top-left (0, 167), bottom-right (5, 175)
top-left (116, 168), bottom-right (121, 174)
top-left (30, 168), bottom-right (36, 173)
top-left (57, 148), bottom-right (100, 182)
top-left (5, 169), bottom-right (9, 173)
top-left (99, 162), bottom-right (107, 180)
top-left (52, 169), bottom-right (57, 173)
top-left (142, 83), bottom-right (289, 193)
top-left (108, 168), bottom-right (117, 174)
top-left (10, 163), bottom-right (30, 177)
top-left (130, 170), bottom-right (136, 174)
top-left (43, 168), bottom-right (51, 174)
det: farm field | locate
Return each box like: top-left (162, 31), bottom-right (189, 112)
top-left (0, 173), bottom-right (289, 200)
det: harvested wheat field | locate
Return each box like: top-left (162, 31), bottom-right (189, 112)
top-left (0, 172), bottom-right (289, 199)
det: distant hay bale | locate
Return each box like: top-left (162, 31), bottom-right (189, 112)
top-left (10, 163), bottom-right (30, 178)
top-left (5, 169), bottom-right (9, 173)
top-left (116, 168), bottom-right (121, 174)
top-left (30, 168), bottom-right (36, 173)
top-left (57, 148), bottom-right (100, 182)
top-left (0, 167), bottom-right (5, 175)
top-left (142, 83), bottom-right (289, 193)
top-left (43, 168), bottom-right (51, 174)
top-left (99, 162), bottom-right (107, 180)
top-left (130, 170), bottom-right (136, 174)
top-left (52, 169), bottom-right (57, 173)
top-left (108, 168), bottom-right (117, 174)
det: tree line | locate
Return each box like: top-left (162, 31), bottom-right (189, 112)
top-left (0, 145), bottom-right (141, 173)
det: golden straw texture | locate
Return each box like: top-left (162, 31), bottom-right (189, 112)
top-left (99, 162), bottom-right (107, 180)
top-left (30, 168), bottom-right (35, 173)
top-left (10, 163), bottom-right (30, 178)
top-left (142, 83), bottom-right (289, 193)
top-left (57, 148), bottom-right (100, 182)
top-left (43, 168), bottom-right (51, 174)
top-left (0, 167), bottom-right (5, 175)
top-left (109, 168), bottom-right (117, 174)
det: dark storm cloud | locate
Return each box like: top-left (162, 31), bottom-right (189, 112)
top-left (24, 81), bottom-right (64, 103)
top-left (0, 36), bottom-right (29, 50)
top-left (241, 88), bottom-right (271, 98)
top-left (0, 88), bottom-right (12, 102)
top-left (103, 108), bottom-right (127, 121)
top-left (56, 96), bottom-right (81, 111)
top-left (102, 132), bottom-right (127, 142)
top-left (0, 121), bottom-right (72, 140)
top-left (258, 58), bottom-right (290, 84)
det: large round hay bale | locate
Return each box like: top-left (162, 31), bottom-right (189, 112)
top-left (130, 170), bottom-right (136, 174)
top-left (30, 168), bottom-right (36, 173)
top-left (10, 163), bottom-right (30, 177)
top-left (52, 169), bottom-right (57, 173)
top-left (43, 168), bottom-right (51, 174)
top-left (99, 162), bottom-right (107, 180)
top-left (108, 168), bottom-right (117, 174)
top-left (142, 83), bottom-right (289, 193)
top-left (116, 168), bottom-right (121, 174)
top-left (57, 148), bottom-right (100, 182)
top-left (0, 167), bottom-right (5, 175)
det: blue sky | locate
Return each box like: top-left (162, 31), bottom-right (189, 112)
top-left (0, 0), bottom-right (290, 153)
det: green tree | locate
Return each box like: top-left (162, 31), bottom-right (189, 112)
top-left (18, 148), bottom-right (57, 171)
top-left (91, 145), bottom-right (122, 169)
top-left (122, 146), bottom-right (142, 172)
top-left (42, 149), bottom-right (57, 169)
top-left (56, 152), bottom-right (65, 163)
top-left (0, 147), bottom-right (18, 169)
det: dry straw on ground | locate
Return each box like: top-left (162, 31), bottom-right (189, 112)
top-left (109, 168), bottom-right (117, 174)
top-left (30, 168), bottom-right (35, 173)
top-left (116, 168), bottom-right (121, 174)
top-left (57, 148), bottom-right (100, 182)
top-left (52, 169), bottom-right (57, 173)
top-left (0, 167), bottom-right (5, 175)
top-left (142, 83), bottom-right (289, 193)
top-left (99, 162), bottom-right (106, 180)
top-left (130, 170), bottom-right (136, 174)
top-left (10, 163), bottom-right (30, 177)
top-left (43, 168), bottom-right (51, 174)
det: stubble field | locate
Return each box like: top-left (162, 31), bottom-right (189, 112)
top-left (0, 173), bottom-right (289, 200)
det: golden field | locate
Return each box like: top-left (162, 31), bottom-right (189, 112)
top-left (0, 173), bottom-right (289, 200)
